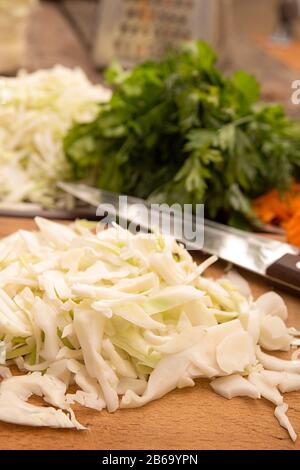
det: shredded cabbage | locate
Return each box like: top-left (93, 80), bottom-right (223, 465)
top-left (0, 218), bottom-right (299, 441)
top-left (0, 67), bottom-right (111, 206)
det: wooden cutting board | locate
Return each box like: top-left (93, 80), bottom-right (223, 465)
top-left (0, 217), bottom-right (299, 450)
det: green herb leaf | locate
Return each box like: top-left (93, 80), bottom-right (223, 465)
top-left (64, 41), bottom-right (300, 228)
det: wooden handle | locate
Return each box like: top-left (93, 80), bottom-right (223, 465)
top-left (266, 254), bottom-right (300, 291)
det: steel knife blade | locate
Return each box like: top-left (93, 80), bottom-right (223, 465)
top-left (58, 182), bottom-right (300, 294)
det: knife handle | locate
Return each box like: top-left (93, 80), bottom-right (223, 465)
top-left (266, 254), bottom-right (300, 291)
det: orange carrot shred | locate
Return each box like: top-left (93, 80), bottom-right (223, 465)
top-left (253, 182), bottom-right (300, 248)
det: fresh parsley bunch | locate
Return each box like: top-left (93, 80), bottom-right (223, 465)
top-left (64, 41), bottom-right (300, 227)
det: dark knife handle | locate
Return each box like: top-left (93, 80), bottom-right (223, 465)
top-left (266, 254), bottom-right (300, 291)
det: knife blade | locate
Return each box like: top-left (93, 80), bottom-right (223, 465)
top-left (0, 206), bottom-right (98, 220)
top-left (58, 182), bottom-right (300, 293)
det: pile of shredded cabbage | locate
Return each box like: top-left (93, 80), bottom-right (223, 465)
top-left (0, 66), bottom-right (110, 206)
top-left (0, 218), bottom-right (300, 440)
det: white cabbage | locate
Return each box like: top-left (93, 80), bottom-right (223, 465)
top-left (0, 218), bottom-right (298, 441)
top-left (222, 270), bottom-right (251, 299)
top-left (256, 292), bottom-right (288, 321)
top-left (0, 67), bottom-right (111, 206)
top-left (210, 375), bottom-right (260, 399)
top-left (275, 404), bottom-right (297, 442)
top-left (216, 330), bottom-right (256, 374)
top-left (259, 315), bottom-right (292, 351)
top-left (0, 373), bottom-right (84, 429)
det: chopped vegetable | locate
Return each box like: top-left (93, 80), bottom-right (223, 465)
top-left (275, 404), bottom-right (297, 443)
top-left (0, 373), bottom-right (83, 429)
top-left (210, 374), bottom-right (260, 400)
top-left (64, 41), bottom-right (300, 228)
top-left (253, 182), bottom-right (300, 247)
top-left (0, 218), bottom-right (298, 440)
top-left (0, 66), bottom-right (110, 206)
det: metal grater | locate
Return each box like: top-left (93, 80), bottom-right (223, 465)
top-left (93, 0), bottom-right (220, 68)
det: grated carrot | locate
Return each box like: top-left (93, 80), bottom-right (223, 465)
top-left (253, 182), bottom-right (300, 247)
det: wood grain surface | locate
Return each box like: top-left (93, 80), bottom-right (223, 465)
top-left (0, 217), bottom-right (299, 450)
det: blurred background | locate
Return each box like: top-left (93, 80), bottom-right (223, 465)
top-left (1, 0), bottom-right (300, 114)
top-left (1, 1), bottom-right (300, 244)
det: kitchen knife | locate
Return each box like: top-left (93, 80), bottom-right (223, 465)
top-left (0, 206), bottom-right (98, 220)
top-left (58, 182), bottom-right (300, 293)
